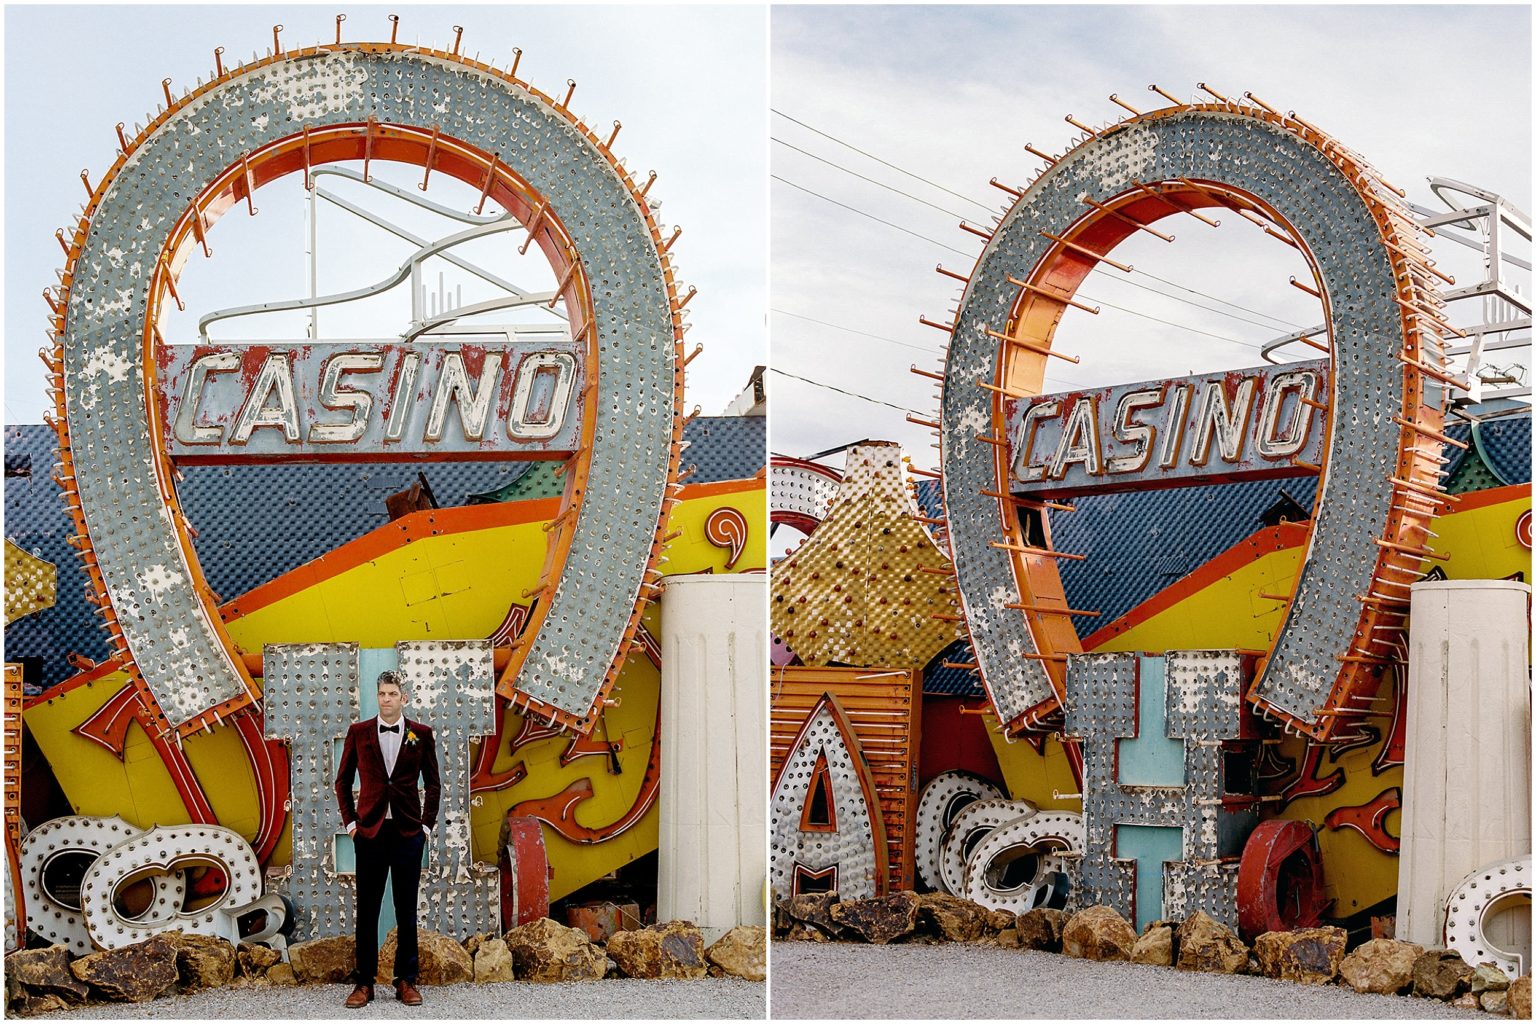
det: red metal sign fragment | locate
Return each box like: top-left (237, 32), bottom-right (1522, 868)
top-left (1236, 819), bottom-right (1329, 941)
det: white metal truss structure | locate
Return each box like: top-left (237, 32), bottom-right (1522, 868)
top-left (1266, 176), bottom-right (1531, 407)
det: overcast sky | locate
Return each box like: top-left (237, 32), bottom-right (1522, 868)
top-left (771, 4), bottom-right (1532, 471)
top-left (3, 5), bottom-right (768, 424)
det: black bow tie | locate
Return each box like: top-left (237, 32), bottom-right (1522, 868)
top-left (379, 723), bottom-right (400, 734)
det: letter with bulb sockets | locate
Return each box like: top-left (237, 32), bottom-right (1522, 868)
top-left (262, 640), bottom-right (499, 941)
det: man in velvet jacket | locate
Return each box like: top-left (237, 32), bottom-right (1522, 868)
top-left (334, 670), bottom-right (440, 1008)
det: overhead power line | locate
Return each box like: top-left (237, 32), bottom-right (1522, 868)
top-left (770, 367), bottom-right (924, 416)
top-left (773, 110), bottom-right (1310, 333)
top-left (773, 137), bottom-right (974, 222)
top-left (775, 172), bottom-right (1260, 350)
top-left (772, 308), bottom-right (1089, 390)
top-left (772, 308), bottom-right (936, 353)
top-left (773, 176), bottom-right (972, 257)
top-left (772, 109), bottom-right (993, 213)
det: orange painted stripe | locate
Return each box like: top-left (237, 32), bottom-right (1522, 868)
top-left (223, 477), bottom-right (763, 619)
top-left (1446, 482), bottom-right (1528, 513)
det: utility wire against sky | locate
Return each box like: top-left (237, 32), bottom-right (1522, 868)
top-left (771, 109), bottom-right (993, 213)
top-left (772, 308), bottom-right (1089, 389)
top-left (769, 367), bottom-right (925, 416)
top-left (776, 174), bottom-right (1262, 349)
top-left (773, 111), bottom-right (1308, 333)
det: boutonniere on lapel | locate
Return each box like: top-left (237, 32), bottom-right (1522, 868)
top-left (405, 729), bottom-right (420, 747)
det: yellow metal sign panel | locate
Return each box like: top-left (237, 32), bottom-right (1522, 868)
top-left (4, 540), bottom-right (56, 625)
top-left (771, 444), bottom-right (959, 668)
top-left (23, 479), bottom-right (765, 904)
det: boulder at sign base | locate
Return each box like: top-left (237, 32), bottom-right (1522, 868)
top-left (474, 938), bottom-right (515, 983)
top-left (1176, 911), bottom-right (1248, 974)
top-left (236, 942), bottom-right (282, 978)
top-left (914, 893), bottom-right (992, 943)
top-left (1132, 925), bottom-right (1174, 967)
top-left (377, 927), bottom-right (472, 986)
top-left (1252, 927), bottom-right (1346, 984)
top-left (1062, 906), bottom-right (1137, 962)
top-left (288, 935), bottom-right (357, 984)
top-left (1472, 964), bottom-right (1512, 994)
top-left (6, 945), bottom-right (90, 1003)
top-left (1482, 989), bottom-right (1510, 1014)
top-left (783, 924), bottom-right (828, 943)
top-left (706, 925), bottom-right (766, 981)
top-left (783, 892), bottom-right (841, 935)
top-left (170, 932), bottom-right (237, 991)
top-left (267, 962), bottom-right (297, 987)
top-left (607, 920), bottom-right (708, 980)
top-left (70, 934), bottom-right (178, 1002)
top-left (830, 893), bottom-right (920, 945)
top-left (1015, 908), bottom-right (1067, 952)
top-left (20, 993), bottom-right (70, 1016)
top-left (1412, 949), bottom-right (1474, 999)
top-left (1338, 938), bottom-right (1423, 995)
top-left (504, 917), bottom-right (607, 982)
top-left (1508, 975), bottom-right (1530, 1019)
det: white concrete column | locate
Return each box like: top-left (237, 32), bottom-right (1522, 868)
top-left (1398, 579), bottom-right (1531, 948)
top-left (657, 573), bottom-right (767, 942)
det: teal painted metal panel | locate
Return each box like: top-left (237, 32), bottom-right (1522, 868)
top-left (1116, 823), bottom-right (1184, 932)
top-left (1117, 655), bottom-right (1185, 787)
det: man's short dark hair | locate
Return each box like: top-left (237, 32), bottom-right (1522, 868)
top-left (377, 671), bottom-right (403, 692)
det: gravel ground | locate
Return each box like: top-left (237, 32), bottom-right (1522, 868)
top-left (769, 942), bottom-right (1488, 1020)
top-left (28, 979), bottom-right (765, 1020)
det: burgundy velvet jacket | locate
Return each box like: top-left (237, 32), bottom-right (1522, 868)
top-left (334, 717), bottom-right (441, 840)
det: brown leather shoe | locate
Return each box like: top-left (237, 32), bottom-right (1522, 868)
top-left (345, 984), bottom-right (373, 1009)
top-left (395, 980), bottom-right (423, 1006)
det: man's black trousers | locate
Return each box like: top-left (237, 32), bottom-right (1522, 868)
top-left (353, 819), bottom-right (425, 985)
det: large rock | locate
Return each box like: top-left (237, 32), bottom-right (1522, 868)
top-left (996, 928), bottom-right (1022, 949)
top-left (1253, 927), bottom-right (1346, 985)
top-left (377, 927), bottom-right (472, 986)
top-left (985, 909), bottom-right (1016, 935)
top-left (1483, 989), bottom-right (1510, 1014)
top-left (706, 926), bottom-right (766, 982)
top-left (288, 935), bottom-right (357, 984)
top-left (267, 962), bottom-right (297, 987)
top-left (830, 893), bottom-right (920, 945)
top-left (1176, 912), bottom-right (1248, 974)
top-left (783, 924), bottom-right (827, 943)
top-left (914, 893), bottom-right (991, 943)
top-left (171, 932), bottom-right (237, 991)
top-left (1062, 906), bottom-right (1137, 962)
top-left (473, 938), bottom-right (515, 983)
top-left (783, 892), bottom-right (841, 936)
top-left (504, 917), bottom-right (607, 982)
top-left (1413, 949), bottom-right (1474, 999)
top-left (1338, 938), bottom-right (1423, 995)
top-left (1015, 908), bottom-right (1068, 952)
top-left (1508, 975), bottom-right (1530, 1019)
top-left (18, 993), bottom-right (71, 1016)
top-left (236, 942), bottom-right (282, 979)
top-left (70, 934), bottom-right (178, 1002)
top-left (6, 945), bottom-right (90, 1003)
top-left (1472, 964), bottom-right (1512, 994)
top-left (606, 920), bottom-right (708, 980)
top-left (772, 899), bottom-right (791, 936)
top-left (1132, 925), bottom-right (1174, 967)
